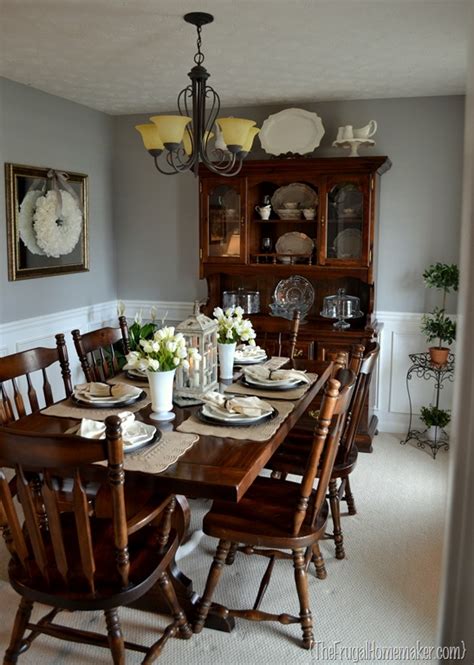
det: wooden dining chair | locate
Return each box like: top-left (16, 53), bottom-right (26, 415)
top-left (193, 372), bottom-right (356, 650)
top-left (0, 336), bottom-right (72, 425)
top-left (0, 416), bottom-right (191, 664)
top-left (72, 316), bottom-right (130, 382)
top-left (266, 343), bottom-right (380, 561)
top-left (254, 310), bottom-right (303, 359)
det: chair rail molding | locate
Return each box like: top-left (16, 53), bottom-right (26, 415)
top-left (1, 301), bottom-right (449, 435)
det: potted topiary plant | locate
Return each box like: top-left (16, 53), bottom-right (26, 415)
top-left (419, 405), bottom-right (450, 442)
top-left (421, 262), bottom-right (459, 366)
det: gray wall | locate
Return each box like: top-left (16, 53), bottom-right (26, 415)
top-left (0, 77), bottom-right (116, 323)
top-left (114, 95), bottom-right (464, 313)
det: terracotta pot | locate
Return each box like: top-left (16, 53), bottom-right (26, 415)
top-left (429, 347), bottom-right (449, 367)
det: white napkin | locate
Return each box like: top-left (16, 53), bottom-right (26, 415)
top-left (234, 345), bottom-right (266, 360)
top-left (202, 391), bottom-right (272, 418)
top-left (78, 412), bottom-right (154, 447)
top-left (243, 367), bottom-right (310, 385)
top-left (74, 382), bottom-right (142, 402)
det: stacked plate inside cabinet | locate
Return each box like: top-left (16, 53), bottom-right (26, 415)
top-left (271, 183), bottom-right (318, 219)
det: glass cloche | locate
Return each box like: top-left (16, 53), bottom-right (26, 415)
top-left (320, 288), bottom-right (363, 329)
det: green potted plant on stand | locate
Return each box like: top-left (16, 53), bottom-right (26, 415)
top-left (421, 262), bottom-right (459, 366)
top-left (419, 405), bottom-right (450, 443)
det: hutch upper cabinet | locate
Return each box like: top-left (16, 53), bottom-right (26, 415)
top-left (198, 156), bottom-right (391, 451)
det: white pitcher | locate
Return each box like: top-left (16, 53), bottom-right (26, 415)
top-left (353, 120), bottom-right (377, 139)
top-left (255, 204), bottom-right (271, 220)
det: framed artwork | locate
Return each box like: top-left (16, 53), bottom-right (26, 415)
top-left (5, 163), bottom-right (89, 280)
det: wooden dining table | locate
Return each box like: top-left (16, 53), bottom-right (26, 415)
top-left (10, 358), bottom-right (332, 632)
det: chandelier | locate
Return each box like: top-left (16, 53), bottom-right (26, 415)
top-left (135, 12), bottom-right (259, 177)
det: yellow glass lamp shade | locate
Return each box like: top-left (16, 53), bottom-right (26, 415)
top-left (135, 124), bottom-right (164, 155)
top-left (239, 126), bottom-right (260, 156)
top-left (182, 130), bottom-right (214, 156)
top-left (217, 117), bottom-right (256, 154)
top-left (150, 115), bottom-right (191, 151)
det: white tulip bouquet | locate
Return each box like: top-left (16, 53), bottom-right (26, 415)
top-left (124, 326), bottom-right (201, 372)
top-left (213, 306), bottom-right (257, 345)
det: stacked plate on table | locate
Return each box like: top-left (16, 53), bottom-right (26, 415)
top-left (234, 345), bottom-right (267, 365)
top-left (242, 367), bottom-right (310, 391)
top-left (198, 392), bottom-right (277, 427)
top-left (77, 411), bottom-right (159, 453)
top-left (126, 367), bottom-right (148, 382)
top-left (72, 382), bottom-right (145, 408)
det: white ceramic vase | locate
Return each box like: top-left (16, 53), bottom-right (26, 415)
top-left (147, 368), bottom-right (176, 421)
top-left (426, 426), bottom-right (439, 442)
top-left (218, 342), bottom-right (236, 380)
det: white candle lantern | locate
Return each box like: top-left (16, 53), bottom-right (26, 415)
top-left (175, 301), bottom-right (218, 398)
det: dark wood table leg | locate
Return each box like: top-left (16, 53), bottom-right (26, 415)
top-left (356, 415), bottom-right (378, 453)
top-left (130, 495), bottom-right (235, 633)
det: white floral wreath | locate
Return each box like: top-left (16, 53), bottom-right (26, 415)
top-left (33, 190), bottom-right (83, 258)
top-left (19, 190), bottom-right (45, 255)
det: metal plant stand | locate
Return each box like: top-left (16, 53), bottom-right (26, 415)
top-left (400, 352), bottom-right (454, 459)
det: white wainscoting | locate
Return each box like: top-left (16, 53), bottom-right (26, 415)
top-left (0, 301), bottom-right (455, 435)
top-left (374, 311), bottom-right (455, 434)
top-left (0, 301), bottom-right (119, 403)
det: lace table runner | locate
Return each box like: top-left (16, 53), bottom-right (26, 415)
top-left (97, 431), bottom-right (200, 474)
top-left (176, 400), bottom-right (294, 441)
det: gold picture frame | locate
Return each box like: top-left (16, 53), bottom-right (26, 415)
top-left (5, 163), bottom-right (89, 281)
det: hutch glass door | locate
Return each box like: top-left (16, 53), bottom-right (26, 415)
top-left (202, 180), bottom-right (245, 263)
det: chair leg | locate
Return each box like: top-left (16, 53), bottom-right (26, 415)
top-left (194, 539), bottom-right (231, 634)
top-left (104, 608), bottom-right (125, 665)
top-left (311, 542), bottom-right (327, 579)
top-left (225, 542), bottom-right (239, 565)
top-left (344, 477), bottom-right (357, 515)
top-left (292, 548), bottom-right (314, 650)
top-left (329, 479), bottom-right (345, 560)
top-left (4, 598), bottom-right (33, 665)
top-left (158, 571), bottom-right (192, 639)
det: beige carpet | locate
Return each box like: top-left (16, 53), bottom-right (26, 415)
top-left (0, 434), bottom-right (449, 664)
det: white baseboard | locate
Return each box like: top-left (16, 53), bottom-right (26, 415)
top-left (0, 301), bottom-right (454, 435)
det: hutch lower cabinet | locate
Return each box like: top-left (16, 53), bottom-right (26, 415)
top-left (199, 156), bottom-right (391, 452)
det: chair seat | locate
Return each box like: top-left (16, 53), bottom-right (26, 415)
top-left (9, 515), bottom-right (178, 611)
top-left (203, 475), bottom-right (328, 549)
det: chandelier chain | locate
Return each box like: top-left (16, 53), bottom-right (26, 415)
top-left (194, 25), bottom-right (205, 66)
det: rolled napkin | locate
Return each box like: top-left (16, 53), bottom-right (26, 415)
top-left (202, 391), bottom-right (272, 418)
top-left (243, 366), bottom-right (310, 385)
top-left (74, 382), bottom-right (142, 402)
top-left (234, 345), bottom-right (266, 360)
top-left (78, 411), bottom-right (155, 447)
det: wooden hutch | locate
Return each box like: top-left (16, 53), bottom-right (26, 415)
top-left (198, 156), bottom-right (392, 451)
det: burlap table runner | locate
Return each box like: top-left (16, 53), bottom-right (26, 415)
top-left (96, 431), bottom-right (199, 474)
top-left (224, 373), bottom-right (318, 401)
top-left (177, 400), bottom-right (294, 441)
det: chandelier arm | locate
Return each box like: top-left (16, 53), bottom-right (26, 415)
top-left (153, 155), bottom-right (179, 176)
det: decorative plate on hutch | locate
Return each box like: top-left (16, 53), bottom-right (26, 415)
top-left (259, 108), bottom-right (325, 156)
top-left (273, 275), bottom-right (315, 313)
top-left (271, 183), bottom-right (318, 216)
top-left (333, 228), bottom-right (363, 258)
top-left (275, 232), bottom-right (314, 256)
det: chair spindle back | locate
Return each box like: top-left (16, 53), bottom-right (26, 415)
top-left (292, 370), bottom-right (356, 536)
top-left (338, 342), bottom-right (380, 465)
top-left (0, 336), bottom-right (72, 425)
top-left (72, 317), bottom-right (130, 382)
top-left (0, 416), bottom-right (129, 593)
top-left (255, 310), bottom-right (302, 359)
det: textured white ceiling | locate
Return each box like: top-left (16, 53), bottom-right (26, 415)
top-left (0, 0), bottom-right (468, 115)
